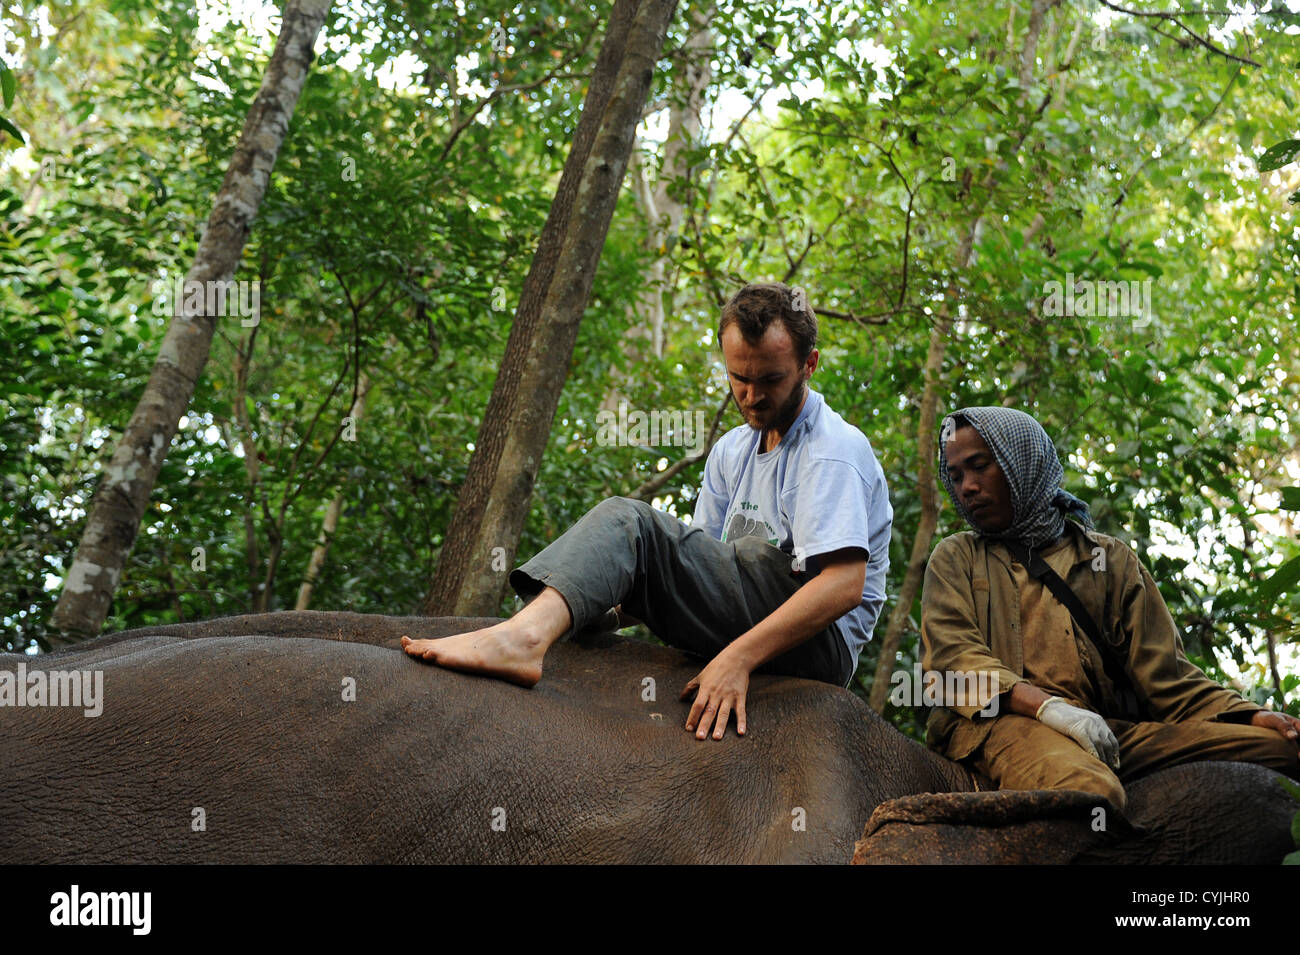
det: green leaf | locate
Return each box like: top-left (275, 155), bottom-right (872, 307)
top-left (1258, 139), bottom-right (1300, 172)
top-left (1260, 555), bottom-right (1300, 605)
top-left (0, 63), bottom-right (14, 109)
top-left (1280, 487), bottom-right (1300, 511)
top-left (1123, 261), bottom-right (1164, 279)
top-left (1285, 848), bottom-right (1300, 865)
top-left (0, 116), bottom-right (23, 144)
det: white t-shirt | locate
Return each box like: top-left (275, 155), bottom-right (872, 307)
top-left (691, 387), bottom-right (893, 670)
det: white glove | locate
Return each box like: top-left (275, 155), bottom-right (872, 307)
top-left (1036, 697), bottom-right (1121, 770)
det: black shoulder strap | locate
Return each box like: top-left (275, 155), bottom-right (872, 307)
top-left (1004, 538), bottom-right (1144, 721)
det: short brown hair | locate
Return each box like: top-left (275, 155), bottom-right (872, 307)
top-left (717, 282), bottom-right (818, 363)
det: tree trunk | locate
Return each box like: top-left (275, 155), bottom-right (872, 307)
top-left (49, 0), bottom-right (332, 643)
top-left (599, 4), bottom-right (713, 416)
top-left (866, 299), bottom-right (956, 712)
top-left (228, 324), bottom-right (264, 608)
top-left (422, 0), bottom-right (679, 616)
top-left (869, 0), bottom-right (1055, 710)
top-left (295, 372), bottom-right (372, 610)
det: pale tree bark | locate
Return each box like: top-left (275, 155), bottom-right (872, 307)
top-left (869, 0), bottom-right (1058, 710)
top-left (49, 0), bottom-right (332, 643)
top-left (295, 372), bottom-right (372, 610)
top-left (422, 0), bottom-right (679, 617)
top-left (600, 4), bottom-right (713, 417)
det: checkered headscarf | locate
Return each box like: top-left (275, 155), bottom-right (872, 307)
top-left (938, 407), bottom-right (1093, 548)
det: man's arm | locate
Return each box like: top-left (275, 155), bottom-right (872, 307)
top-left (1006, 681), bottom-right (1051, 716)
top-left (1106, 540), bottom-right (1300, 749)
top-left (1113, 542), bottom-right (1262, 724)
top-left (681, 547), bottom-right (865, 740)
top-left (920, 536), bottom-right (1025, 716)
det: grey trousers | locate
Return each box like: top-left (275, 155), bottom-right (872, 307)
top-left (509, 497), bottom-right (854, 686)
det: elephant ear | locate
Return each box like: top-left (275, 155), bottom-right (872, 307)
top-left (853, 789), bottom-right (1133, 865)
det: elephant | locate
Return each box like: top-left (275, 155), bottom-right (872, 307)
top-left (1, 611), bottom-right (1294, 864)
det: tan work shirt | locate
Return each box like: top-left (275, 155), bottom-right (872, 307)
top-left (1013, 534), bottom-right (1107, 710)
top-left (921, 521), bottom-right (1259, 761)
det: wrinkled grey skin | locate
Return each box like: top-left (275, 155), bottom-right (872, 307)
top-left (854, 765), bottom-right (1299, 864)
top-left (0, 612), bottom-right (1293, 864)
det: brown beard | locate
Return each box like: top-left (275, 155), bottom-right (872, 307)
top-left (761, 374), bottom-right (809, 447)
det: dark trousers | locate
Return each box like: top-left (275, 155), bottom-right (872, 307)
top-left (509, 497), bottom-right (854, 686)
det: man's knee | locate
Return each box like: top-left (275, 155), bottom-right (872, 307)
top-left (1007, 748), bottom-right (1127, 811)
top-left (1204, 724), bottom-right (1300, 779)
top-left (587, 496), bottom-right (655, 530)
top-left (981, 717), bottom-right (1127, 811)
top-left (1115, 719), bottom-right (1300, 781)
top-left (592, 495), bottom-right (644, 516)
top-left (732, 534), bottom-right (787, 566)
top-left (1050, 761), bottom-right (1127, 812)
top-left (732, 535), bottom-right (768, 556)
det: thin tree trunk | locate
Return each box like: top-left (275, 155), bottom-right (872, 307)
top-left (600, 4), bottom-right (713, 417)
top-left (1266, 629), bottom-right (1283, 701)
top-left (866, 273), bottom-right (961, 712)
top-left (422, 0), bottom-right (679, 617)
top-left (229, 324), bottom-right (264, 607)
top-left (295, 372), bottom-right (372, 610)
top-left (49, 0), bottom-right (332, 643)
top-left (869, 0), bottom-right (1055, 710)
top-left (296, 497), bottom-right (345, 611)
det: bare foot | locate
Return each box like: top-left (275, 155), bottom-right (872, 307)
top-left (400, 623), bottom-right (546, 687)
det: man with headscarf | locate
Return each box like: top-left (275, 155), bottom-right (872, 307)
top-left (921, 407), bottom-right (1300, 810)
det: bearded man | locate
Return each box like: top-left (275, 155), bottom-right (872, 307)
top-left (404, 283), bottom-right (892, 741)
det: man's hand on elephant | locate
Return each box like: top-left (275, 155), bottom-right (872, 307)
top-left (681, 650), bottom-right (750, 741)
top-left (1251, 709), bottom-right (1300, 749)
top-left (1036, 697), bottom-right (1121, 770)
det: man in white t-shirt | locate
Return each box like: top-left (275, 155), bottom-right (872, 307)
top-left (402, 282), bottom-right (893, 741)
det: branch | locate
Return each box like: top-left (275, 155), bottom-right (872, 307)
top-left (1094, 0), bottom-right (1261, 66)
top-left (437, 70), bottom-right (587, 165)
top-left (867, 141), bottom-right (920, 309)
top-left (628, 391), bottom-right (733, 500)
top-left (897, 190), bottom-right (915, 308)
top-left (702, 76), bottom-right (780, 220)
top-left (779, 201), bottom-right (848, 285)
top-left (818, 306), bottom-right (905, 326)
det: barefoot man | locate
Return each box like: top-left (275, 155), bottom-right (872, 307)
top-left (402, 282), bottom-right (893, 740)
